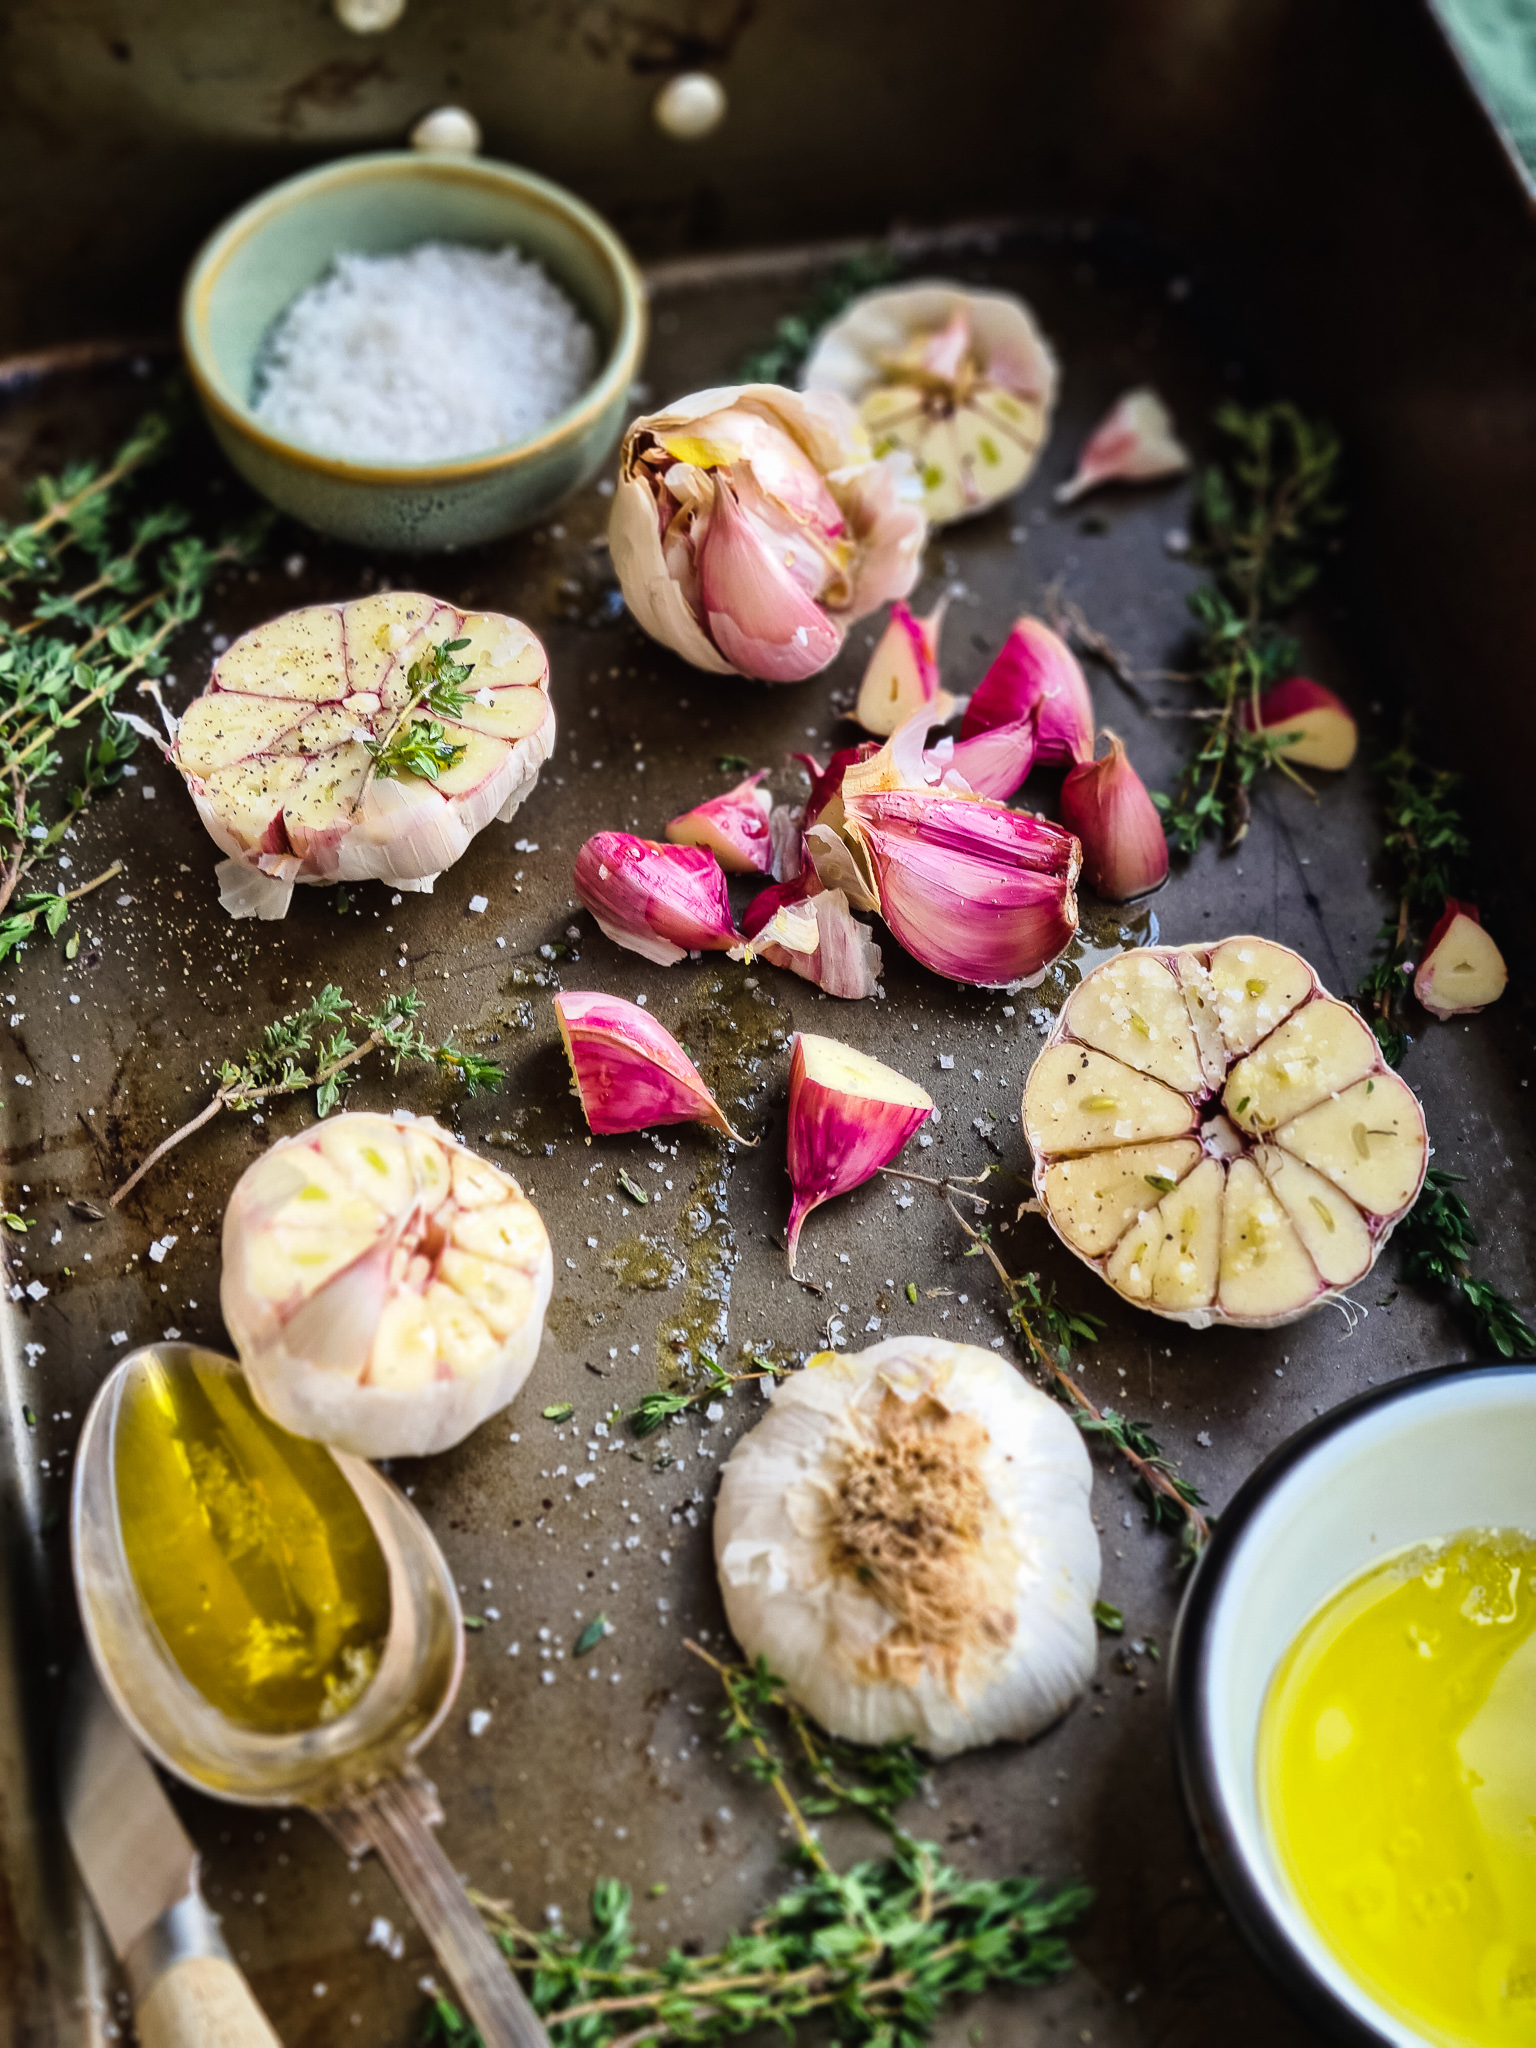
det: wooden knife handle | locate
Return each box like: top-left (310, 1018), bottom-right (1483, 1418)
top-left (135, 1955), bottom-right (283, 2048)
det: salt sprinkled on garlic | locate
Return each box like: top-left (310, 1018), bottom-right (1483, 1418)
top-left (714, 1337), bottom-right (1100, 1756)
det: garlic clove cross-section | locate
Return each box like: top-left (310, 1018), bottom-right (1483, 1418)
top-left (714, 1338), bottom-right (1100, 1757)
top-left (221, 1111), bottom-right (553, 1458)
top-left (173, 593), bottom-right (555, 919)
top-left (1023, 938), bottom-right (1428, 1328)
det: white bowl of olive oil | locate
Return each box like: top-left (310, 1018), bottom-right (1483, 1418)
top-left (1171, 1365), bottom-right (1536, 2048)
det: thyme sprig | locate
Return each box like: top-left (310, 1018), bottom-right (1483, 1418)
top-left (1154, 403), bottom-right (1343, 853)
top-left (1355, 738), bottom-right (1472, 1066)
top-left (738, 249), bottom-right (903, 385)
top-left (0, 407), bottom-right (267, 957)
top-left (1397, 1169), bottom-right (1535, 1361)
top-left (627, 1352), bottom-right (789, 1438)
top-left (359, 637), bottom-right (475, 797)
top-left (111, 984), bottom-right (500, 1205)
top-left (424, 1648), bottom-right (1089, 2048)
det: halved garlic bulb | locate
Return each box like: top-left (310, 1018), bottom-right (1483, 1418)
top-left (714, 1338), bottom-right (1099, 1757)
top-left (221, 1112), bottom-right (552, 1458)
top-left (172, 593), bottom-right (555, 919)
top-left (1023, 939), bottom-right (1428, 1328)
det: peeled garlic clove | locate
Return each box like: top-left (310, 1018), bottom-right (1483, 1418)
top-left (1239, 676), bottom-right (1358, 771)
top-left (785, 1032), bottom-right (931, 1271)
top-left (172, 594), bottom-right (554, 918)
top-left (1055, 387), bottom-right (1190, 504)
top-left (1024, 939), bottom-right (1428, 1329)
top-left (1413, 901), bottom-right (1507, 1021)
top-left (714, 1337), bottom-right (1100, 1756)
top-left (1058, 730), bottom-right (1169, 901)
top-left (841, 785), bottom-right (1080, 989)
top-left (221, 1112), bottom-right (552, 1458)
top-left (573, 832), bottom-right (744, 965)
top-left (742, 882), bottom-right (882, 1001)
top-left (554, 990), bottom-right (748, 1141)
top-left (960, 617), bottom-right (1093, 768)
top-left (853, 599), bottom-right (955, 737)
top-left (665, 771), bottom-right (773, 872)
top-left (802, 283), bottom-right (1059, 528)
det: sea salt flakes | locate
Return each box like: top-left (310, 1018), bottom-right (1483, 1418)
top-left (253, 242), bottom-right (598, 464)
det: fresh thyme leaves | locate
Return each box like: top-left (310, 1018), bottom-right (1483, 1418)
top-left (110, 984), bottom-right (501, 1205)
top-left (424, 1646), bottom-right (1089, 2048)
top-left (1154, 402), bottom-right (1343, 853)
top-left (572, 1614), bottom-right (609, 1657)
top-left (627, 1352), bottom-right (789, 1438)
top-left (1356, 738), bottom-right (1472, 1066)
top-left (360, 637), bottom-right (475, 792)
top-left (1397, 1169), bottom-right (1536, 1361)
top-left (738, 249), bottom-right (903, 385)
top-left (0, 408), bottom-right (267, 959)
top-left (616, 1167), bottom-right (649, 1206)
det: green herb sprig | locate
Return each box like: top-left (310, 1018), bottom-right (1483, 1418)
top-left (361, 638), bottom-right (475, 791)
top-left (423, 1644), bottom-right (1089, 2047)
top-left (110, 984), bottom-right (500, 1205)
top-left (738, 249), bottom-right (903, 386)
top-left (1355, 739), bottom-right (1472, 1066)
top-left (1154, 403), bottom-right (1343, 854)
top-left (1396, 1169), bottom-right (1535, 1361)
top-left (627, 1352), bottom-right (789, 1438)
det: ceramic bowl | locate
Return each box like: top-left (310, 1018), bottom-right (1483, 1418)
top-left (1170, 1363), bottom-right (1536, 2044)
top-left (181, 151), bottom-right (647, 553)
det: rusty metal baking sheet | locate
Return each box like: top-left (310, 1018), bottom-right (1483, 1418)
top-left (3, 233), bottom-right (1532, 2047)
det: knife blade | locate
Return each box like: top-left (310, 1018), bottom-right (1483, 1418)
top-left (61, 1659), bottom-right (283, 2047)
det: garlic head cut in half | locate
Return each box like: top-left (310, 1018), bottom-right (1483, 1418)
top-left (1023, 938), bottom-right (1428, 1328)
top-left (221, 1112), bottom-right (553, 1458)
top-left (714, 1338), bottom-right (1100, 1757)
top-left (173, 592), bottom-right (555, 919)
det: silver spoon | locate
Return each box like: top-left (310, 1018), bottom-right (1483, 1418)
top-left (72, 1342), bottom-right (549, 2048)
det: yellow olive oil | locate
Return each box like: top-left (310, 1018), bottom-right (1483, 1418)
top-left (1260, 1529), bottom-right (1536, 2045)
top-left (114, 1357), bottom-right (391, 1734)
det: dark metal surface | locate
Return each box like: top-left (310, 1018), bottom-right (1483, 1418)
top-left (1, 233), bottom-right (1534, 2048)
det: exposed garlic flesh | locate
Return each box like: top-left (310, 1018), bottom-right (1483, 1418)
top-left (554, 990), bottom-right (749, 1141)
top-left (784, 1032), bottom-right (931, 1271)
top-left (1055, 387), bottom-right (1190, 504)
top-left (1413, 900), bottom-right (1508, 1020)
top-left (1238, 675), bottom-right (1358, 772)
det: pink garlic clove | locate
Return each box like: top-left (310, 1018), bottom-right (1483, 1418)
top-left (698, 475), bottom-right (845, 683)
top-left (1239, 676), bottom-right (1358, 772)
top-left (853, 597), bottom-right (953, 737)
top-left (1413, 901), bottom-right (1508, 1021)
top-left (1055, 388), bottom-right (1191, 504)
top-left (947, 712), bottom-right (1038, 801)
top-left (573, 832), bottom-right (744, 966)
top-left (785, 1032), bottom-right (932, 1273)
top-left (961, 617), bottom-right (1094, 767)
top-left (666, 771), bottom-right (774, 873)
top-left (842, 785), bottom-right (1080, 989)
top-left (1058, 730), bottom-right (1168, 902)
top-left (742, 879), bottom-right (883, 1001)
top-left (554, 991), bottom-right (749, 1141)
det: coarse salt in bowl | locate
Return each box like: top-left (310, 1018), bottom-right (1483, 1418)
top-left (182, 152), bottom-right (646, 552)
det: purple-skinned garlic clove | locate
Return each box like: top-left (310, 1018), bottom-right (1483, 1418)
top-left (1055, 387), bottom-right (1190, 504)
top-left (961, 617), bottom-right (1093, 767)
top-left (785, 1032), bottom-right (932, 1273)
top-left (554, 991), bottom-right (750, 1140)
top-left (573, 832), bottom-right (745, 966)
top-left (1058, 730), bottom-right (1168, 902)
top-left (666, 771), bottom-right (774, 873)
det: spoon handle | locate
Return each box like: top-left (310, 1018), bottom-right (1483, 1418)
top-left (336, 1775), bottom-right (550, 2048)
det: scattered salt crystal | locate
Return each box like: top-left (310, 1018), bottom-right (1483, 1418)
top-left (937, 1053), bottom-right (954, 1069)
top-left (703, 1401), bottom-right (725, 1423)
top-left (109, 1330), bottom-right (127, 1345)
top-left (1197, 1430), bottom-right (1212, 1447)
top-left (468, 894), bottom-right (488, 913)
top-left (25, 1281), bottom-right (47, 1301)
top-left (467, 1709), bottom-right (492, 1737)
top-left (148, 1235), bottom-right (177, 1263)
top-left (163, 1327), bottom-right (181, 1340)
top-left (141, 786), bottom-right (156, 801)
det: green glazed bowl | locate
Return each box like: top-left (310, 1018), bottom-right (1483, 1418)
top-left (181, 151), bottom-right (647, 553)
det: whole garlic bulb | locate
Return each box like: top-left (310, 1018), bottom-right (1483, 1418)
top-left (714, 1338), bottom-right (1100, 1756)
top-left (221, 1112), bottom-right (552, 1459)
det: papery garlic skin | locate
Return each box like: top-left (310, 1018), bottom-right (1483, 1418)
top-left (714, 1338), bottom-right (1099, 1756)
top-left (554, 991), bottom-right (748, 1140)
top-left (1058, 730), bottom-right (1169, 901)
top-left (853, 599), bottom-right (955, 737)
top-left (1055, 387), bottom-right (1191, 504)
top-left (666, 771), bottom-right (774, 873)
top-left (1023, 939), bottom-right (1428, 1329)
top-left (802, 283), bottom-right (1058, 528)
top-left (221, 1112), bottom-right (552, 1459)
top-left (172, 593), bottom-right (554, 919)
top-left (1413, 901), bottom-right (1508, 1020)
top-left (961, 618), bottom-right (1093, 768)
top-left (742, 882), bottom-right (882, 1001)
top-left (609, 384), bottom-right (925, 683)
top-left (1239, 676), bottom-right (1359, 772)
top-left (574, 832), bottom-right (744, 966)
top-left (784, 1033), bottom-right (931, 1270)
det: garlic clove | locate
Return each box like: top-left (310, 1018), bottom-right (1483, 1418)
top-left (1217, 1156), bottom-right (1323, 1322)
top-left (554, 990), bottom-right (748, 1141)
top-left (792, 742), bottom-right (879, 830)
top-left (1062, 950), bottom-right (1205, 1094)
top-left (946, 715), bottom-right (1037, 801)
top-left (1238, 675), bottom-right (1358, 772)
top-left (852, 599), bottom-right (954, 737)
top-left (1253, 1143), bottom-right (1374, 1290)
top-left (785, 1033), bottom-right (932, 1271)
top-left (573, 831), bottom-right (744, 965)
top-left (1054, 387), bottom-right (1190, 504)
top-left (221, 1112), bottom-right (552, 1457)
top-left (1041, 1138), bottom-right (1203, 1258)
top-left (665, 770), bottom-right (774, 873)
top-left (698, 474), bottom-right (845, 682)
top-left (1273, 1070), bottom-right (1429, 1218)
top-left (1203, 937), bottom-right (1317, 1055)
top-left (1105, 1155), bottom-right (1224, 1311)
top-left (1223, 997), bottom-right (1379, 1134)
top-left (960, 617), bottom-right (1093, 767)
top-left (1023, 1043), bottom-right (1198, 1157)
top-left (742, 882), bottom-right (882, 1000)
top-left (1058, 730), bottom-right (1169, 901)
top-left (1413, 901), bottom-right (1508, 1020)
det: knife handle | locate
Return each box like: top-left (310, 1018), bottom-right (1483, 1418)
top-left (136, 1955), bottom-right (283, 2048)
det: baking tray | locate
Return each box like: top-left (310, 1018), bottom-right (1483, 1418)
top-left (2, 226), bottom-right (1532, 2048)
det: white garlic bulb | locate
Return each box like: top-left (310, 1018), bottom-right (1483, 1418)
top-left (714, 1338), bottom-right (1100, 1756)
top-left (221, 1112), bottom-right (552, 1460)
